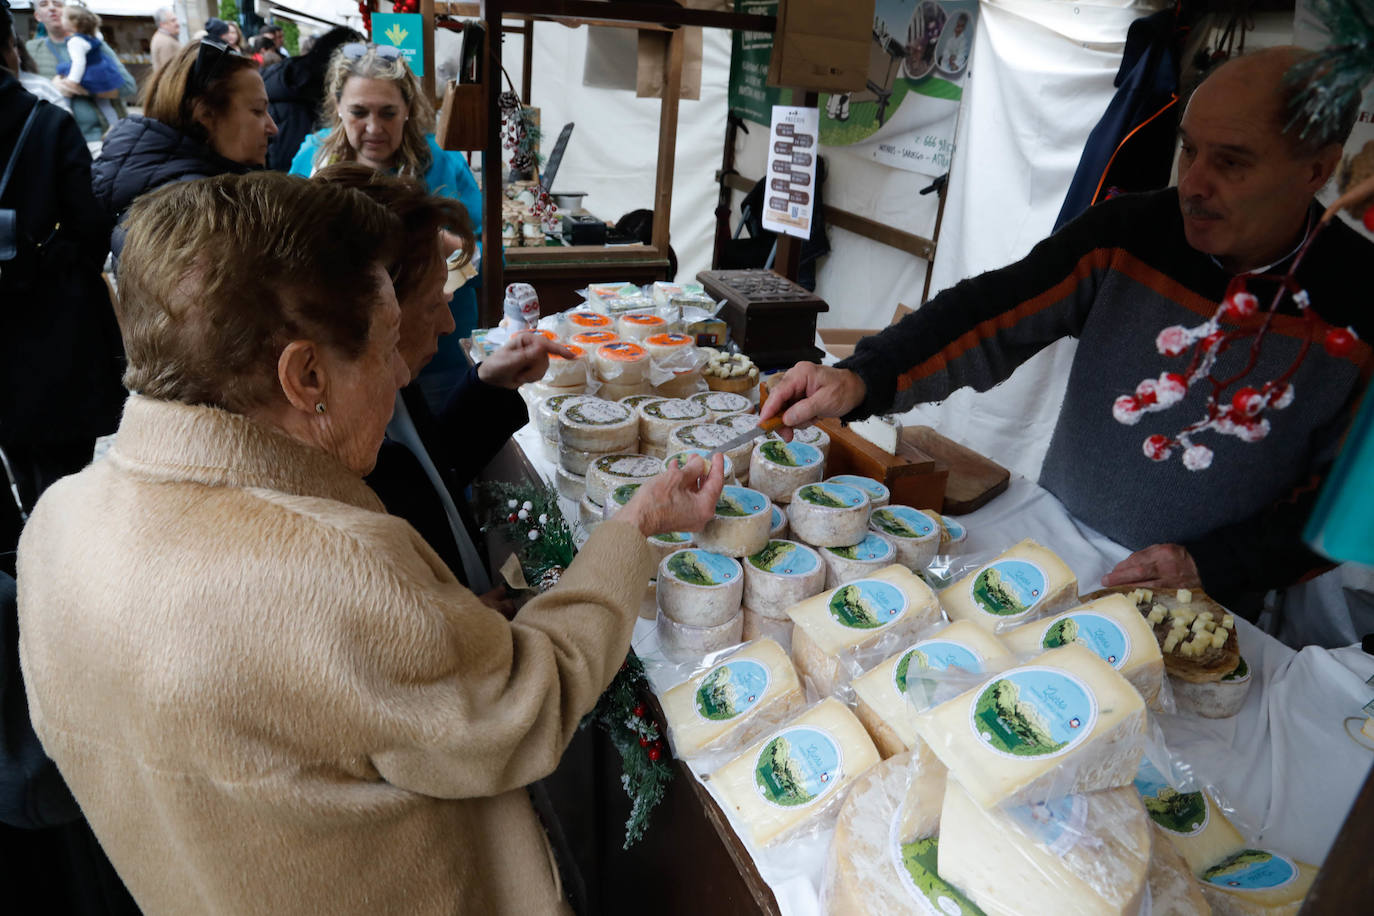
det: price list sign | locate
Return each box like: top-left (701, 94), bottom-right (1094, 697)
top-left (762, 106), bottom-right (820, 240)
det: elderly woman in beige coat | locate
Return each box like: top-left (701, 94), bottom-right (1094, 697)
top-left (16, 172), bottom-right (724, 915)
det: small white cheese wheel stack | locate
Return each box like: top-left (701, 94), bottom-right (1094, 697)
top-left (660, 638), bottom-right (805, 757)
top-left (1199, 850), bottom-right (1317, 915)
top-left (690, 389), bottom-right (753, 420)
top-left (638, 397), bottom-right (708, 448)
top-left (713, 413), bottom-right (766, 477)
top-left (697, 485), bottom-right (772, 558)
top-left (541, 343), bottom-right (588, 387)
top-left (787, 482), bottom-right (870, 548)
top-left (600, 481), bottom-right (641, 520)
top-left (594, 341), bottom-right (650, 385)
top-left (791, 424), bottom-right (830, 460)
top-left (1133, 758), bottom-right (1247, 876)
top-left (750, 440), bottom-right (825, 504)
top-left (940, 538), bottom-right (1079, 633)
top-left (1174, 655), bottom-right (1253, 719)
top-left (1002, 594), bottom-right (1165, 707)
top-left (657, 548), bottom-right (744, 627)
top-left (709, 698), bottom-right (881, 847)
top-left (769, 504), bottom-right (788, 539)
top-left (557, 398), bottom-right (638, 453)
top-left (616, 311), bottom-right (668, 341)
top-left (912, 644), bottom-right (1146, 809)
top-left (657, 609), bottom-right (744, 662)
top-left (821, 532), bottom-right (898, 589)
top-left (578, 494), bottom-right (601, 529)
top-left (562, 309), bottom-right (613, 338)
top-left (852, 620), bottom-right (1012, 759)
top-left (647, 531), bottom-right (693, 570)
top-left (558, 442), bottom-right (607, 476)
top-left (665, 422), bottom-right (738, 469)
top-left (536, 393), bottom-right (591, 441)
top-left (618, 393), bottom-right (658, 413)
top-left (939, 780), bottom-right (1152, 916)
top-left (826, 474), bottom-right (888, 508)
top-left (569, 329), bottom-right (619, 351)
top-left (539, 436), bottom-right (559, 464)
top-left (868, 505), bottom-right (942, 571)
top-left (644, 331), bottom-right (697, 363)
top-left (554, 466), bottom-right (586, 502)
top-left (743, 539), bottom-right (826, 620)
top-left (521, 378), bottom-right (587, 407)
top-left (664, 449), bottom-right (734, 484)
top-left (788, 564), bottom-right (941, 697)
top-left (585, 453), bottom-right (660, 507)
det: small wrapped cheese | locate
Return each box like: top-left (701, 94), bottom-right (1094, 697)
top-left (690, 389), bottom-right (753, 420)
top-left (787, 482), bottom-right (871, 548)
top-left (940, 539), bottom-right (1078, 633)
top-left (644, 331), bottom-right (697, 363)
top-left (535, 393), bottom-right (591, 440)
top-left (557, 441), bottom-right (610, 476)
top-left (594, 341), bottom-right (650, 384)
top-left (578, 494), bottom-right (602, 528)
top-left (554, 466), bottom-right (586, 502)
top-left (569, 329), bottom-right (619, 350)
top-left (821, 532), bottom-right (898, 589)
top-left (618, 393), bottom-right (659, 413)
top-left (790, 424), bottom-right (830, 460)
top-left (696, 485), bottom-right (772, 558)
top-left (616, 311), bottom-right (669, 341)
top-left (660, 638), bottom-right (804, 757)
top-left (749, 440), bottom-right (825, 504)
top-left (1173, 655), bottom-right (1253, 719)
top-left (657, 548), bottom-right (744, 627)
top-left (868, 505), bottom-right (941, 571)
top-left (541, 343), bottom-right (588, 387)
top-left (561, 309), bottom-right (612, 338)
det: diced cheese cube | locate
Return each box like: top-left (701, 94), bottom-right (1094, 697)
top-left (940, 539), bottom-right (1078, 632)
top-left (660, 639), bottom-right (805, 757)
top-left (1222, 615), bottom-right (1235, 630)
top-left (912, 644), bottom-right (1146, 808)
top-left (709, 698), bottom-right (880, 847)
top-left (1177, 589), bottom-right (1194, 605)
top-left (1147, 606), bottom-right (1166, 625)
top-left (1211, 629), bottom-right (1228, 649)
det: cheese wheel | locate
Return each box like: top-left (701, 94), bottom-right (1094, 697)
top-left (657, 608), bottom-right (743, 662)
top-left (638, 397), bottom-right (708, 445)
top-left (661, 638), bottom-right (805, 757)
top-left (557, 398), bottom-right (638, 453)
top-left (940, 539), bottom-right (1079, 633)
top-left (689, 390), bottom-right (753, 420)
top-left (713, 413), bottom-right (766, 473)
top-left (558, 441), bottom-right (610, 476)
top-left (912, 644), bottom-right (1147, 808)
top-left (710, 698), bottom-right (881, 847)
top-left (554, 466), bottom-right (586, 502)
top-left (697, 485), bottom-right (772, 558)
top-left (522, 379), bottom-right (587, 407)
top-left (539, 436), bottom-right (559, 464)
top-left (618, 393), bottom-right (659, 413)
top-left (616, 311), bottom-right (669, 341)
top-left (594, 341), bottom-right (650, 384)
top-left (666, 421), bottom-right (737, 456)
top-left (827, 474), bottom-right (889, 508)
top-left (822, 532), bottom-right (899, 589)
top-left (743, 539), bottom-right (826, 620)
top-left (769, 504), bottom-right (788, 539)
top-left (939, 779), bottom-right (1151, 916)
top-left (541, 344), bottom-right (588, 387)
top-left (657, 548), bottom-right (744, 627)
top-left (1002, 594), bottom-right (1165, 707)
top-left (647, 531), bottom-right (693, 571)
top-left (585, 453), bottom-right (661, 507)
top-left (562, 309), bottom-right (612, 337)
top-left (1198, 850), bottom-right (1316, 915)
top-left (644, 331), bottom-right (696, 362)
top-left (1133, 758), bottom-right (1247, 876)
top-left (664, 449), bottom-right (735, 485)
top-left (749, 440), bottom-right (825, 504)
top-left (788, 482), bottom-right (871, 547)
top-left (641, 441), bottom-right (667, 460)
top-left (1148, 824), bottom-right (1215, 916)
top-left (578, 494), bottom-right (601, 529)
top-left (791, 424), bottom-right (830, 460)
top-left (600, 294), bottom-right (653, 315)
top-left (742, 608), bottom-right (794, 652)
top-left (601, 481), bottom-right (641, 520)
top-left (869, 505), bottom-right (941, 571)
top-left (652, 368), bottom-right (706, 399)
top-left (788, 564), bottom-right (941, 697)
top-left (570, 329), bottom-right (619, 349)
top-left (536, 393), bottom-right (592, 440)
top-left (852, 620), bottom-right (1012, 759)
top-left (595, 380), bottom-right (652, 401)
top-left (639, 582), bottom-right (658, 620)
top-left (939, 514), bottom-right (969, 548)
top-left (1173, 655), bottom-right (1252, 719)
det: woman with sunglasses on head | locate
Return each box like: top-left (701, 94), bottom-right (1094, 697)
top-left (90, 38), bottom-right (277, 265)
top-left (290, 42), bottom-right (485, 410)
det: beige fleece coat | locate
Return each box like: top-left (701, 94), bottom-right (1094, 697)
top-left (17, 395), bottom-right (654, 915)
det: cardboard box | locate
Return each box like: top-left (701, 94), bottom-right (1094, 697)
top-left (819, 303), bottom-right (912, 360)
top-left (767, 0), bottom-right (875, 92)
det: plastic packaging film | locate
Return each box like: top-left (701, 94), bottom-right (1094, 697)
top-left (939, 538), bottom-right (1080, 634)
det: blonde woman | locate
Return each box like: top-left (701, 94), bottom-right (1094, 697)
top-left (290, 41), bottom-right (485, 401)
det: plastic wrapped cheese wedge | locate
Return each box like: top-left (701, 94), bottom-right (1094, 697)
top-left (1148, 824), bottom-right (1214, 916)
top-left (912, 644), bottom-right (1147, 808)
top-left (939, 781), bottom-right (1151, 916)
top-left (940, 539), bottom-right (1078, 633)
top-left (697, 485), bottom-right (772, 558)
top-left (853, 620), bottom-right (1012, 759)
top-left (788, 482), bottom-right (871, 548)
top-left (660, 638), bottom-right (805, 757)
top-left (822, 531), bottom-right (898, 588)
top-left (708, 698), bottom-right (880, 847)
top-left (743, 539), bottom-right (826, 619)
top-left (827, 474), bottom-right (889, 508)
top-left (750, 440), bottom-right (825, 504)
top-left (870, 505), bottom-right (942, 571)
top-left (1198, 849), bottom-right (1316, 916)
top-left (656, 548), bottom-right (744, 627)
top-left (1132, 758), bottom-right (1246, 876)
top-left (1001, 594), bottom-right (1164, 708)
top-left (824, 751), bottom-right (980, 916)
top-left (788, 564), bottom-right (941, 697)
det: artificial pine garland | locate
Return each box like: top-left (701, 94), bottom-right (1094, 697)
top-left (1287, 0), bottom-right (1374, 146)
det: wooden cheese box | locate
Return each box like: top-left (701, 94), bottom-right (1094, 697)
top-left (696, 269), bottom-right (828, 370)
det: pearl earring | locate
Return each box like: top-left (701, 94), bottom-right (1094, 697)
top-left (315, 403), bottom-right (326, 414)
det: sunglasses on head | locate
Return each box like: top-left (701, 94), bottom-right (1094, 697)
top-left (340, 42), bottom-right (404, 62)
top-left (190, 38), bottom-right (243, 96)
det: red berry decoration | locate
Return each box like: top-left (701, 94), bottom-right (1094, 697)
top-left (506, 513), bottom-right (517, 522)
top-left (638, 735), bottom-right (650, 748)
top-left (1324, 327), bottom-right (1357, 358)
top-left (647, 746), bottom-right (662, 762)
top-left (632, 703), bottom-right (646, 718)
top-left (1230, 386), bottom-right (1263, 418)
top-left (1201, 330), bottom-right (1228, 353)
top-left (1143, 435), bottom-right (1172, 461)
top-left (1363, 206), bottom-right (1374, 233)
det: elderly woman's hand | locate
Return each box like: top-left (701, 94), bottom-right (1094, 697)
top-left (477, 330), bottom-right (574, 390)
top-left (616, 454), bottom-right (725, 537)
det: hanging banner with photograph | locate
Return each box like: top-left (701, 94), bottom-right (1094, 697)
top-left (729, 0), bottom-right (785, 126)
top-left (817, 0), bottom-right (979, 177)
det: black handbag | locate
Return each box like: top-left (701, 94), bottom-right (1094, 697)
top-left (0, 100), bottom-right (43, 265)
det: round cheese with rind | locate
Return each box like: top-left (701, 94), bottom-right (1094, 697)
top-left (869, 506), bottom-right (941, 571)
top-left (742, 607), bottom-right (794, 651)
top-left (657, 608), bottom-right (743, 662)
top-left (664, 448), bottom-right (734, 484)
top-left (666, 421), bottom-right (737, 455)
top-left (791, 424), bottom-right (830, 460)
top-left (558, 441), bottom-right (611, 476)
top-left (697, 485), bottom-right (772, 558)
top-left (647, 531), bottom-right (693, 571)
top-left (616, 311), bottom-right (669, 341)
top-left (652, 368), bottom-right (705, 399)
top-left (788, 482), bottom-right (870, 547)
top-left (715, 413), bottom-right (767, 474)
top-left (570, 329), bottom-right (620, 350)
top-left (750, 440), bottom-right (825, 504)
top-left (743, 539), bottom-right (826, 620)
top-left (1172, 655), bottom-right (1252, 719)
top-left (822, 532), bottom-right (899, 589)
top-left (578, 494), bottom-right (601, 529)
top-left (585, 453), bottom-right (662, 507)
top-left (558, 398), bottom-right (638, 453)
top-left (618, 393), bottom-right (658, 413)
top-left (660, 638), bottom-right (805, 757)
top-left (542, 343), bottom-right (588, 387)
top-left (563, 309), bottom-right (613, 337)
top-left (554, 466), bottom-right (586, 503)
top-left (769, 504), bottom-right (788, 539)
top-left (539, 435), bottom-right (559, 464)
top-left (644, 331), bottom-right (696, 362)
top-left (594, 341), bottom-right (650, 384)
top-left (657, 548), bottom-right (744, 627)
top-left (827, 474), bottom-right (889, 508)
top-left (639, 397), bottom-right (709, 445)
top-left (595, 380), bottom-right (652, 401)
top-left (939, 539), bottom-right (1079, 633)
top-left (689, 389), bottom-right (752, 419)
top-left (601, 481), bottom-right (641, 520)
top-left (536, 393), bottom-right (592, 440)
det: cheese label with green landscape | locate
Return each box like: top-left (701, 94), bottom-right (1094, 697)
top-left (753, 726), bottom-right (843, 809)
top-left (1202, 849), bottom-right (1298, 892)
top-left (695, 659), bottom-right (771, 722)
top-left (894, 640), bottom-right (983, 696)
top-left (895, 834), bottom-right (986, 916)
top-left (757, 440), bottom-right (822, 468)
top-left (610, 483), bottom-right (641, 508)
top-left (828, 580), bottom-right (909, 630)
top-left (1040, 612), bottom-right (1131, 669)
top-left (748, 540), bottom-right (820, 577)
top-left (827, 474), bottom-right (889, 504)
top-left (798, 482), bottom-right (865, 508)
top-left (716, 485), bottom-right (769, 518)
top-left (665, 549), bottom-right (739, 587)
top-left (826, 532), bottom-right (896, 562)
top-left (970, 559), bottom-right (1048, 618)
top-left (871, 506), bottom-right (939, 540)
top-left (970, 668), bottom-right (1098, 760)
top-left (1134, 759), bottom-right (1208, 836)
top-left (652, 531), bottom-right (692, 545)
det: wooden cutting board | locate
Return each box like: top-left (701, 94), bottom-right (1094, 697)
top-left (901, 426), bottom-right (1010, 515)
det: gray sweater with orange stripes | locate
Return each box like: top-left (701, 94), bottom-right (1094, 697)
top-left (838, 189), bottom-right (1373, 601)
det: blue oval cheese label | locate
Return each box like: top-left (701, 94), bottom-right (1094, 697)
top-left (871, 506), bottom-right (939, 540)
top-left (665, 549), bottom-right (739, 588)
top-left (716, 485), bottom-right (769, 518)
top-left (651, 531), bottom-right (692, 545)
top-left (970, 667), bottom-right (1098, 760)
top-left (799, 482), bottom-right (866, 509)
top-left (1134, 759), bottom-right (1208, 837)
top-left (748, 540), bottom-right (820, 576)
top-left (828, 579), bottom-right (909, 631)
top-left (1040, 612), bottom-right (1131, 669)
top-left (757, 439), bottom-right (822, 468)
top-left (826, 532), bottom-right (896, 562)
top-left (695, 659), bottom-right (771, 722)
top-left (828, 474), bottom-right (888, 502)
top-left (941, 517), bottom-right (968, 543)
top-left (969, 559), bottom-right (1049, 619)
top-left (753, 726), bottom-right (843, 809)
top-left (894, 639), bottom-right (984, 695)
top-left (1202, 850), bottom-right (1298, 892)
top-left (771, 505), bottom-right (786, 532)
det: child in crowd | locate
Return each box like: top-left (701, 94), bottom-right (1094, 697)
top-left (55, 3), bottom-right (122, 126)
